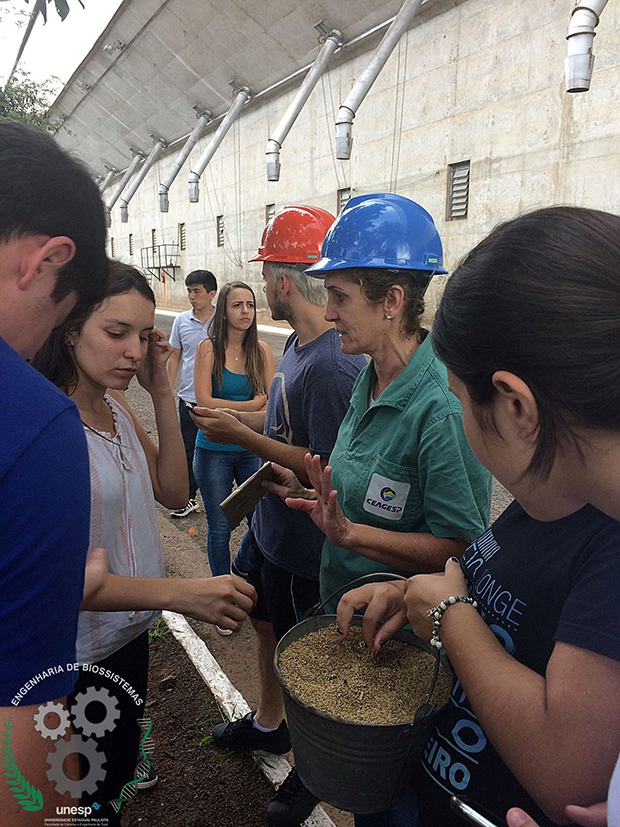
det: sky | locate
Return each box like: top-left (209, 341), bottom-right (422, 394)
top-left (0, 0), bottom-right (124, 93)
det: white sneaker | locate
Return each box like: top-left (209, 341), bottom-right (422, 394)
top-left (170, 498), bottom-right (200, 518)
top-left (216, 625), bottom-right (234, 636)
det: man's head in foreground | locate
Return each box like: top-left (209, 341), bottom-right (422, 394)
top-left (0, 122), bottom-right (108, 358)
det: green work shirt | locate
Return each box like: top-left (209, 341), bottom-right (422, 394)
top-left (320, 333), bottom-right (492, 611)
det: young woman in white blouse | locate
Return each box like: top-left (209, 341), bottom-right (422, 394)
top-left (34, 261), bottom-right (255, 823)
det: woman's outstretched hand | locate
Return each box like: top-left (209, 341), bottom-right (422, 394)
top-left (284, 453), bottom-right (353, 548)
top-left (176, 575), bottom-right (257, 632)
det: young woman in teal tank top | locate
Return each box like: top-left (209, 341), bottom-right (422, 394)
top-left (193, 282), bottom-right (275, 618)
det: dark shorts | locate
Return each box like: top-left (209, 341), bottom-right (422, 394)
top-left (248, 532), bottom-right (320, 642)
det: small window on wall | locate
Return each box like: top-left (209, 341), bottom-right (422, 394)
top-left (337, 187), bottom-right (351, 214)
top-left (216, 215), bottom-right (225, 247)
top-left (151, 228), bottom-right (157, 251)
top-left (128, 233), bottom-right (134, 256)
top-left (179, 223), bottom-right (187, 251)
top-left (265, 203), bottom-right (276, 224)
top-left (110, 237), bottom-right (115, 258)
top-left (447, 161), bottom-right (470, 221)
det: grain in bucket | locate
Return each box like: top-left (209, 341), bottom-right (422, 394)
top-left (274, 614), bottom-right (453, 814)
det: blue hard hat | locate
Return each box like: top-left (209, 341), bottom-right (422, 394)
top-left (306, 193), bottom-right (448, 280)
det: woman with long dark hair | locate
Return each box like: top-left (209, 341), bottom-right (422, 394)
top-left (335, 207), bottom-right (620, 827)
top-left (193, 281), bottom-right (275, 610)
top-left (33, 261), bottom-right (256, 822)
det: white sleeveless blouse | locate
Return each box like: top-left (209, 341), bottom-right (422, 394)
top-left (77, 396), bottom-right (164, 663)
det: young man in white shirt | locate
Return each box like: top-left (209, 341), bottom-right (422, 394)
top-left (166, 270), bottom-right (217, 516)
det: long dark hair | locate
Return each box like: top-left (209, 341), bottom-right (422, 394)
top-left (33, 260), bottom-right (155, 394)
top-left (432, 206), bottom-right (620, 478)
top-left (208, 281), bottom-right (266, 394)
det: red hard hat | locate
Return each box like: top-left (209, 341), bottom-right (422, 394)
top-left (249, 205), bottom-right (335, 264)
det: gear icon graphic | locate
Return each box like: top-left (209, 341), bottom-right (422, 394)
top-left (34, 701), bottom-right (71, 740)
top-left (46, 735), bottom-right (106, 797)
top-left (71, 686), bottom-right (120, 738)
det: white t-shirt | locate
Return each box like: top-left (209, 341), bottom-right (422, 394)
top-left (77, 396), bottom-right (164, 663)
top-left (169, 309), bottom-right (212, 403)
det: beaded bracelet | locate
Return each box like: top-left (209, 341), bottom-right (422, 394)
top-left (427, 595), bottom-right (479, 649)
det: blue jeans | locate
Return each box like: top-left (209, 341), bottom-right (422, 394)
top-left (193, 446), bottom-right (261, 577)
top-left (354, 787), bottom-right (422, 827)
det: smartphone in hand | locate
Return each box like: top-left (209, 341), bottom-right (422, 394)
top-left (450, 796), bottom-right (508, 827)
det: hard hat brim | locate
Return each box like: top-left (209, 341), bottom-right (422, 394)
top-left (306, 256), bottom-right (448, 278)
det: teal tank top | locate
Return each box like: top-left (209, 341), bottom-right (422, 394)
top-left (195, 367), bottom-right (254, 452)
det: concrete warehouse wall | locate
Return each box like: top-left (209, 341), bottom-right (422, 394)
top-left (107, 0), bottom-right (620, 310)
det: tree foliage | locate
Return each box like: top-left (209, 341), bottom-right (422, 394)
top-left (0, 69), bottom-right (63, 133)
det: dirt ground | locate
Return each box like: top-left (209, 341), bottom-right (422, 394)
top-left (122, 631), bottom-right (275, 827)
top-left (119, 311), bottom-right (513, 827)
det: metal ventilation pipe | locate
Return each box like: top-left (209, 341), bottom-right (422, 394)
top-left (159, 110), bottom-right (212, 212)
top-left (104, 151), bottom-right (144, 228)
top-left (565, 0), bottom-right (610, 92)
top-left (98, 167), bottom-right (117, 193)
top-left (189, 87), bottom-right (250, 203)
top-left (120, 138), bottom-right (167, 223)
top-left (335, 0), bottom-right (424, 159)
top-left (266, 29), bottom-right (342, 181)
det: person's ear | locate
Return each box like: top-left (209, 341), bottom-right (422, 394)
top-left (64, 331), bottom-right (77, 347)
top-left (491, 371), bottom-right (540, 446)
top-left (18, 236), bottom-right (76, 290)
top-left (279, 272), bottom-right (291, 295)
top-left (383, 284), bottom-right (405, 319)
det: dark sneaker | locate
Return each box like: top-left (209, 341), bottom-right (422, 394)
top-left (265, 767), bottom-right (320, 826)
top-left (134, 760), bottom-right (158, 790)
top-left (212, 712), bottom-right (291, 754)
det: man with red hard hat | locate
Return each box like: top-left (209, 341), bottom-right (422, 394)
top-left (192, 205), bottom-right (366, 823)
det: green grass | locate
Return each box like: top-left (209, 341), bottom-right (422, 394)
top-left (148, 617), bottom-right (171, 644)
top-left (195, 695), bottom-right (225, 747)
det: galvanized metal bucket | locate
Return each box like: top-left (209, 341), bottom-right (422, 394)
top-left (274, 613), bottom-right (452, 814)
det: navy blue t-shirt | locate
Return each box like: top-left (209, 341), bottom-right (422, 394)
top-left (415, 500), bottom-right (620, 827)
top-left (0, 336), bottom-right (90, 706)
top-left (252, 329), bottom-right (366, 579)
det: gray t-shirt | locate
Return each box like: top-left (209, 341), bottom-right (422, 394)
top-left (252, 328), bottom-right (366, 579)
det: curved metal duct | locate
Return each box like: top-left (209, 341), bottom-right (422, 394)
top-left (188, 87), bottom-right (250, 203)
top-left (335, 0), bottom-right (424, 160)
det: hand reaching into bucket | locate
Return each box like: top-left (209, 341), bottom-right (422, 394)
top-left (336, 581), bottom-right (409, 651)
top-left (284, 453), bottom-right (354, 549)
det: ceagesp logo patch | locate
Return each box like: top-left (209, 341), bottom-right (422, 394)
top-left (364, 473), bottom-right (410, 521)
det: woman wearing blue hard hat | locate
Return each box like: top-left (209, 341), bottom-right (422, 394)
top-left (267, 193), bottom-right (492, 826)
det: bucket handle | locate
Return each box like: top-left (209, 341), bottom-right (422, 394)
top-left (307, 572), bottom-right (442, 707)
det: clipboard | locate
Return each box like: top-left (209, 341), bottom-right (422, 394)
top-left (220, 461), bottom-right (274, 529)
